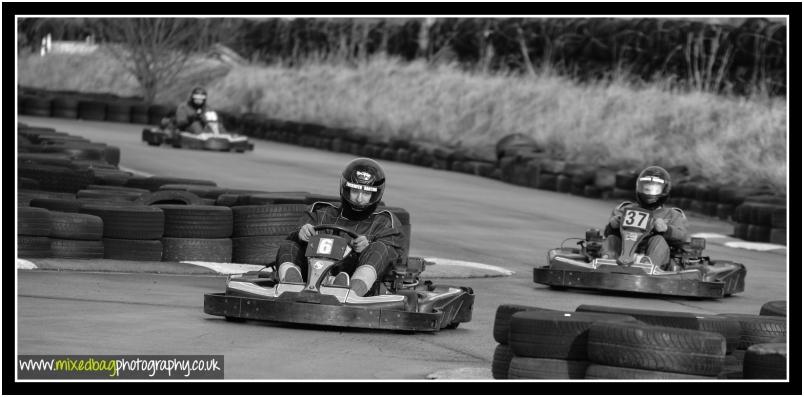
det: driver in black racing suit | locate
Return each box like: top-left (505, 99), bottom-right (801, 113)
top-left (174, 87), bottom-right (209, 134)
top-left (599, 166), bottom-right (690, 269)
top-left (275, 158), bottom-right (404, 297)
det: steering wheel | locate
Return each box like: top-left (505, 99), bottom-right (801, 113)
top-left (313, 224), bottom-right (359, 239)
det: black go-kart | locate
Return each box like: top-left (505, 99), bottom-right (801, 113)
top-left (204, 224), bottom-right (475, 332)
top-left (533, 206), bottom-right (746, 298)
top-left (142, 110), bottom-right (253, 153)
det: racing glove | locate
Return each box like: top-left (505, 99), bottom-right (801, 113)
top-left (608, 214), bottom-right (623, 229)
top-left (299, 224), bottom-right (317, 242)
top-left (654, 218), bottom-right (668, 233)
top-left (351, 235), bottom-right (369, 253)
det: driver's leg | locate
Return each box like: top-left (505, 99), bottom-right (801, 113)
top-left (188, 121), bottom-right (204, 134)
top-left (275, 240), bottom-right (308, 283)
top-left (350, 242), bottom-right (398, 296)
top-left (600, 235), bottom-right (621, 259)
top-left (644, 235), bottom-right (670, 268)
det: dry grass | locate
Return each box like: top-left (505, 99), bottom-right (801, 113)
top-left (17, 52), bottom-right (787, 193)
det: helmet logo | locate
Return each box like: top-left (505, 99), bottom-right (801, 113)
top-left (355, 171), bottom-right (373, 183)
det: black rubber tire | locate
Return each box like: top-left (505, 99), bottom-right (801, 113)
top-left (583, 185), bottom-right (602, 198)
top-left (80, 204), bottom-right (164, 239)
top-left (154, 204), bottom-right (233, 238)
top-left (158, 184), bottom-right (230, 200)
top-left (718, 313), bottom-right (787, 349)
top-left (576, 304), bottom-right (742, 354)
top-left (20, 177), bottom-right (41, 190)
top-left (587, 322), bottom-right (726, 376)
top-left (51, 97), bottom-right (79, 119)
top-left (135, 190), bottom-right (206, 206)
top-left (22, 97), bottom-right (52, 117)
top-left (49, 211), bottom-right (103, 240)
top-left (610, 187), bottom-right (634, 200)
top-left (103, 238), bottom-right (163, 261)
top-left (244, 192), bottom-right (310, 205)
top-left (759, 301), bottom-right (786, 317)
top-left (770, 206), bottom-right (786, 228)
top-left (105, 102), bottom-right (132, 123)
top-left (584, 364), bottom-right (714, 380)
top-left (19, 163), bottom-right (93, 193)
top-left (18, 190), bottom-right (76, 207)
top-left (18, 207), bottom-right (52, 236)
top-left (769, 228), bottom-right (786, 245)
top-left (491, 344), bottom-right (514, 379)
top-left (535, 173), bottom-right (557, 191)
top-left (231, 236), bottom-right (288, 265)
top-left (131, 104), bottom-right (150, 124)
top-left (29, 197), bottom-right (84, 213)
top-left (125, 176), bottom-right (217, 192)
top-left (49, 238), bottom-right (104, 259)
top-left (162, 237), bottom-right (232, 262)
top-left (719, 353), bottom-right (744, 379)
top-left (86, 185), bottom-right (150, 194)
top-left (614, 170), bottom-right (638, 190)
top-left (493, 304), bottom-right (556, 345)
top-left (716, 203), bottom-right (735, 220)
top-left (77, 101), bottom-right (107, 121)
top-left (232, 204), bottom-right (308, 237)
top-left (76, 189), bottom-right (144, 201)
top-left (507, 357), bottom-right (589, 380)
top-left (556, 174), bottom-right (572, 193)
top-left (742, 343), bottom-right (786, 379)
top-left (509, 311), bottom-right (639, 360)
top-left (746, 225), bottom-right (771, 242)
top-left (147, 104), bottom-right (172, 126)
top-left (18, 236), bottom-right (52, 258)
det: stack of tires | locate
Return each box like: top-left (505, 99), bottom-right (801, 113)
top-left (18, 207), bottom-right (52, 259)
top-left (156, 205), bottom-right (234, 263)
top-left (230, 204), bottom-right (309, 265)
top-left (490, 304), bottom-right (553, 379)
top-left (48, 211), bottom-right (105, 259)
top-left (576, 305), bottom-right (741, 379)
top-left (507, 310), bottom-right (639, 379)
top-left (732, 195), bottom-right (787, 245)
top-left (80, 204), bottom-right (165, 261)
top-left (719, 302), bottom-right (788, 379)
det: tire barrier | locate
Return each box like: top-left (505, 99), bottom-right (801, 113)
top-left (18, 206), bottom-right (52, 236)
top-left (105, 102), bottom-right (132, 123)
top-left (232, 204), bottom-right (308, 237)
top-left (49, 212), bottom-right (103, 240)
top-left (155, 205), bottom-right (233, 239)
top-left (231, 235), bottom-right (287, 265)
top-left (742, 343), bottom-right (787, 379)
top-left (490, 304), bottom-right (556, 379)
top-left (51, 97), bottom-right (79, 119)
top-left (77, 101), bottom-right (107, 121)
top-left (80, 204), bottom-right (164, 240)
top-left (136, 190), bottom-right (207, 206)
top-left (21, 96), bottom-right (51, 117)
top-left (125, 176), bottom-right (217, 192)
top-left (18, 236), bottom-right (52, 258)
top-left (50, 239), bottom-right (104, 259)
top-left (717, 314), bottom-right (786, 350)
top-left (103, 238), bottom-right (163, 261)
top-left (759, 300), bottom-right (786, 317)
top-left (162, 237), bottom-right (232, 262)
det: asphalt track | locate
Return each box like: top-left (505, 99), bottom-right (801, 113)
top-left (16, 116), bottom-right (789, 380)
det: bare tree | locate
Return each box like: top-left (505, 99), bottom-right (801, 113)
top-left (91, 18), bottom-right (222, 103)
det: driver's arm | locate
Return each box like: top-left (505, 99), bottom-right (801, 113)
top-left (661, 208), bottom-right (689, 245)
top-left (174, 104), bottom-right (193, 128)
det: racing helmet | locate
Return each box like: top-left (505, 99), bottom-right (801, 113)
top-left (339, 158), bottom-right (386, 212)
top-left (635, 166), bottom-right (671, 209)
top-left (189, 87), bottom-right (207, 108)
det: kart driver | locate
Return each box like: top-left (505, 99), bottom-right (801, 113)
top-left (599, 165), bottom-right (690, 269)
top-left (275, 158), bottom-right (405, 297)
top-left (175, 87), bottom-right (209, 134)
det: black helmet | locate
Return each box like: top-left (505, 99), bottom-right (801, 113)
top-left (339, 158), bottom-right (386, 213)
top-left (189, 87), bottom-right (207, 108)
top-left (635, 166), bottom-right (671, 210)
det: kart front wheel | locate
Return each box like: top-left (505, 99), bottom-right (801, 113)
top-left (445, 321), bottom-right (460, 330)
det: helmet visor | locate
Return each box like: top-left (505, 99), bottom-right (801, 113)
top-left (637, 178), bottom-right (665, 196)
top-left (344, 182), bottom-right (382, 208)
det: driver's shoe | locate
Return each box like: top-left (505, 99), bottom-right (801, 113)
top-left (281, 266), bottom-right (303, 284)
top-left (332, 272), bottom-right (350, 288)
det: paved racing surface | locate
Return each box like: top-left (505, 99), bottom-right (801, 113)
top-left (17, 116), bottom-right (788, 380)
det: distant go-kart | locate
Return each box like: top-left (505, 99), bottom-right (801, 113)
top-left (204, 224), bottom-right (475, 332)
top-left (533, 206), bottom-right (747, 299)
top-left (141, 110), bottom-right (254, 153)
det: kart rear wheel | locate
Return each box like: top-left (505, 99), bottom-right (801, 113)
top-left (445, 321), bottom-right (460, 329)
top-left (225, 316), bottom-right (246, 323)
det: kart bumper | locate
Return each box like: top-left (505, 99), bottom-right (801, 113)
top-left (532, 265), bottom-right (745, 299)
top-left (203, 288), bottom-right (474, 332)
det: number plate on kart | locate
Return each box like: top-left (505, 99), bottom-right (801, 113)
top-left (306, 235), bottom-right (349, 260)
top-left (317, 238), bottom-right (334, 255)
top-left (622, 209), bottom-right (650, 230)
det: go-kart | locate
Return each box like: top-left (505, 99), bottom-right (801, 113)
top-left (533, 206), bottom-right (746, 298)
top-left (141, 110), bottom-right (253, 153)
top-left (204, 224), bottom-right (475, 331)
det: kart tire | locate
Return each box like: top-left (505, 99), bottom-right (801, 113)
top-left (77, 101), bottom-right (107, 121)
top-left (556, 174), bottom-right (572, 193)
top-left (742, 343), bottom-right (786, 379)
top-left (77, 189), bottom-right (144, 201)
top-left (50, 238), bottom-right (104, 259)
top-left (51, 97), bottom-right (79, 119)
top-left (18, 236), bottom-right (52, 258)
top-left (154, 204), bottom-right (233, 238)
top-left (18, 207), bottom-right (52, 236)
top-left (162, 237), bottom-right (232, 263)
top-left (231, 236), bottom-right (288, 265)
top-left (49, 212), bottom-right (103, 240)
top-left (232, 204), bottom-right (308, 237)
top-left (102, 238), bottom-right (163, 261)
top-left (29, 197), bottom-right (85, 213)
top-left (576, 304), bottom-right (742, 354)
top-left (125, 176), bottom-right (217, 192)
top-left (718, 313), bottom-right (786, 349)
top-left (509, 311), bottom-right (639, 360)
top-left (507, 357), bottom-right (589, 380)
top-left (759, 301), bottom-right (786, 317)
top-left (136, 190), bottom-right (206, 206)
top-left (493, 304), bottom-right (556, 345)
top-left (80, 204), bottom-right (164, 240)
top-left (769, 228), bottom-right (786, 245)
top-left (491, 344), bottom-right (514, 379)
top-left (584, 364), bottom-right (714, 380)
top-left (587, 322), bottom-right (725, 376)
